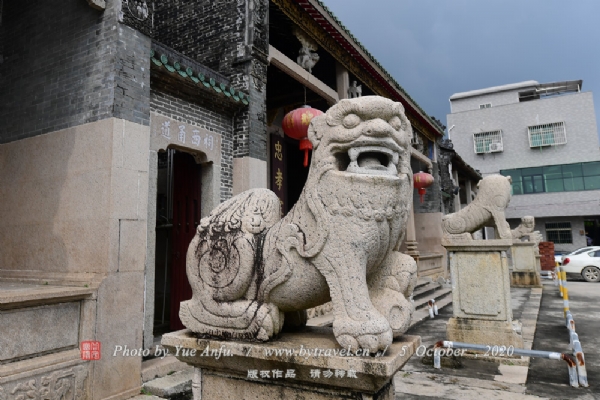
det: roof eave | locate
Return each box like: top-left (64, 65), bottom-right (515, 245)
top-left (297, 0), bottom-right (444, 137)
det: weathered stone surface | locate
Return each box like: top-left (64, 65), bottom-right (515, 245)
top-left (92, 271), bottom-right (144, 399)
top-left (511, 242), bottom-right (541, 287)
top-left (442, 174), bottom-right (513, 240)
top-left (447, 318), bottom-right (524, 348)
top-left (0, 302), bottom-right (80, 362)
top-left (443, 239), bottom-right (524, 347)
top-left (162, 327), bottom-right (420, 397)
top-left (180, 96), bottom-right (417, 352)
top-left (448, 248), bottom-right (512, 321)
top-left (511, 242), bottom-right (537, 272)
top-left (511, 271), bottom-right (541, 287)
top-left (143, 369), bottom-right (193, 398)
top-left (0, 362), bottom-right (89, 400)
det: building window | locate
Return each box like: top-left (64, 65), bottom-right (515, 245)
top-left (501, 161), bottom-right (600, 195)
top-left (545, 222), bottom-right (572, 244)
top-left (528, 122), bottom-right (566, 147)
top-left (473, 130), bottom-right (503, 154)
top-left (479, 103), bottom-right (492, 109)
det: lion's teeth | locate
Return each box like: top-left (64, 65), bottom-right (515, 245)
top-left (348, 147), bottom-right (359, 162)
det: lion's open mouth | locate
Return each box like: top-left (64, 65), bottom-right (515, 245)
top-left (335, 146), bottom-right (399, 176)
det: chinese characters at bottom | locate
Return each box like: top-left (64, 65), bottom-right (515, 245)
top-left (247, 368), bottom-right (357, 379)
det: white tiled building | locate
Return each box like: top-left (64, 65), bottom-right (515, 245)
top-left (447, 80), bottom-right (600, 252)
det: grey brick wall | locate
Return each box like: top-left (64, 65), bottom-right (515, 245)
top-left (152, 0), bottom-right (269, 161)
top-left (150, 89), bottom-right (235, 202)
top-left (0, 0), bottom-right (150, 144)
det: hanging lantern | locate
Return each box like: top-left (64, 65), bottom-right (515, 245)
top-left (413, 171), bottom-right (434, 203)
top-left (282, 105), bottom-right (323, 167)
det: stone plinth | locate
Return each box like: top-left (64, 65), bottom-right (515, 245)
top-left (510, 242), bottom-right (541, 287)
top-left (0, 282), bottom-right (95, 396)
top-left (162, 327), bottom-right (420, 400)
top-left (442, 239), bottom-right (523, 348)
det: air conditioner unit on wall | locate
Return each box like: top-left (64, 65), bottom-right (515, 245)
top-left (489, 143), bottom-right (503, 152)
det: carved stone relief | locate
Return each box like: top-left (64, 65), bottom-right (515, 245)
top-left (124, 0), bottom-right (149, 20)
top-left (294, 28), bottom-right (319, 73)
top-left (2, 365), bottom-right (87, 400)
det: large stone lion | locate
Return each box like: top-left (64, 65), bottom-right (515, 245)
top-left (442, 174), bottom-right (513, 240)
top-left (179, 96), bottom-right (417, 352)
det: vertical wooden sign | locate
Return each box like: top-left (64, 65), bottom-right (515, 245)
top-left (270, 135), bottom-right (287, 216)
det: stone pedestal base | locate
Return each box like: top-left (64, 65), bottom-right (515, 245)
top-left (511, 271), bottom-right (541, 287)
top-left (447, 318), bottom-right (524, 348)
top-left (162, 327), bottom-right (420, 400)
top-left (510, 243), bottom-right (541, 287)
top-left (442, 239), bottom-right (525, 349)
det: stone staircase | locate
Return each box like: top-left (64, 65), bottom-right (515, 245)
top-left (137, 277), bottom-right (453, 399)
top-left (408, 277), bottom-right (453, 327)
top-left (306, 277), bottom-right (453, 329)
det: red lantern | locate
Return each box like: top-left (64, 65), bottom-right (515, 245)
top-left (282, 106), bottom-right (323, 167)
top-left (413, 171), bottom-right (434, 203)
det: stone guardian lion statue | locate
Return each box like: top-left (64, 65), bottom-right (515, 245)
top-left (180, 96), bottom-right (417, 352)
top-left (442, 174), bottom-right (513, 240)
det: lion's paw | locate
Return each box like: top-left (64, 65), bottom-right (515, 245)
top-left (333, 315), bottom-right (392, 353)
top-left (371, 288), bottom-right (414, 338)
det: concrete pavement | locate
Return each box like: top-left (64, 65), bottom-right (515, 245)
top-left (394, 280), bottom-right (599, 399)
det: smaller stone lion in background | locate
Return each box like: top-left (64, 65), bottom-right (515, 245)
top-left (442, 174), bottom-right (512, 240)
top-left (512, 216), bottom-right (543, 254)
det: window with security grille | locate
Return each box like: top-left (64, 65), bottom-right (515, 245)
top-left (473, 130), bottom-right (502, 154)
top-left (545, 222), bottom-right (572, 244)
top-left (528, 122), bottom-right (566, 147)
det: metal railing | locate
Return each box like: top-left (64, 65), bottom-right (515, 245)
top-left (431, 264), bottom-right (588, 388)
top-left (432, 341), bottom-right (580, 387)
top-left (554, 265), bottom-right (588, 387)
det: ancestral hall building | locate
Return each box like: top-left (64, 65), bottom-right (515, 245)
top-left (0, 1), bottom-right (465, 398)
top-left (447, 80), bottom-right (600, 251)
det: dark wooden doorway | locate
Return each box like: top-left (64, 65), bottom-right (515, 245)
top-left (169, 151), bottom-right (201, 331)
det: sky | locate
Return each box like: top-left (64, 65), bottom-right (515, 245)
top-left (319, 0), bottom-right (600, 135)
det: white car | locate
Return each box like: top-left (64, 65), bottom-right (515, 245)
top-left (561, 248), bottom-right (600, 282)
top-left (560, 246), bottom-right (600, 265)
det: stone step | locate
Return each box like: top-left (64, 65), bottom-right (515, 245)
top-left (142, 369), bottom-right (193, 399)
top-left (142, 354), bottom-right (193, 383)
top-left (411, 281), bottom-right (443, 301)
top-left (394, 370), bottom-right (536, 399)
top-left (409, 291), bottom-right (453, 329)
top-left (306, 286), bottom-right (453, 329)
top-left (413, 287), bottom-right (453, 311)
top-left (413, 278), bottom-right (433, 291)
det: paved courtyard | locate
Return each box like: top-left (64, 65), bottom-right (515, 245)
top-left (395, 280), bottom-right (599, 399)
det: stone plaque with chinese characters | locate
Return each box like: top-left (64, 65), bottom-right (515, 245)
top-left (150, 113), bottom-right (222, 164)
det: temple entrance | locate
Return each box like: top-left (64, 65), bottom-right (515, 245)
top-left (154, 149), bottom-right (201, 334)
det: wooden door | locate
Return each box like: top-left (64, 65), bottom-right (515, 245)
top-left (170, 151), bottom-right (201, 331)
